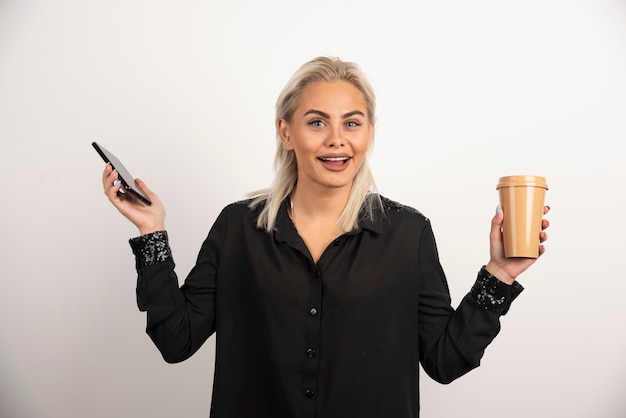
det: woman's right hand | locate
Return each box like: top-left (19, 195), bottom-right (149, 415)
top-left (102, 163), bottom-right (166, 236)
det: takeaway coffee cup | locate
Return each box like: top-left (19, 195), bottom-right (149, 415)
top-left (496, 175), bottom-right (549, 258)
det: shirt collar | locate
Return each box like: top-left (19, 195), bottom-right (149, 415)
top-left (272, 194), bottom-right (387, 244)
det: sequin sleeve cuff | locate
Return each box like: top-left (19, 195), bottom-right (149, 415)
top-left (128, 231), bottom-right (172, 268)
top-left (469, 266), bottom-right (524, 315)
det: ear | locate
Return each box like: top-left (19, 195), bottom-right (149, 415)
top-left (277, 119), bottom-right (292, 150)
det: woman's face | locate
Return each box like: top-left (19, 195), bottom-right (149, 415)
top-left (279, 80), bottom-right (374, 195)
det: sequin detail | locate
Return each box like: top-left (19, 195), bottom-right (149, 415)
top-left (129, 231), bottom-right (172, 267)
top-left (470, 266), bottom-right (523, 315)
top-left (380, 196), bottom-right (429, 222)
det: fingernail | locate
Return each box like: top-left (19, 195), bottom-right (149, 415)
top-left (495, 204), bottom-right (500, 214)
top-left (113, 180), bottom-right (121, 187)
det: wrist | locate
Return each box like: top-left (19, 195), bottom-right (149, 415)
top-left (485, 262), bottom-right (515, 285)
top-left (129, 230), bottom-right (172, 267)
top-left (470, 266), bottom-right (524, 315)
top-left (139, 224), bottom-right (165, 236)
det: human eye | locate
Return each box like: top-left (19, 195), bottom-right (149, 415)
top-left (308, 119), bottom-right (326, 127)
top-left (345, 120), bottom-right (362, 128)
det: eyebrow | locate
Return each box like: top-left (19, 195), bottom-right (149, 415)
top-left (303, 109), bottom-right (366, 119)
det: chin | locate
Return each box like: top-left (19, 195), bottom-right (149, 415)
top-left (321, 178), bottom-right (355, 189)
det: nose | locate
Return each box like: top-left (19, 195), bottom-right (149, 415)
top-left (325, 124), bottom-right (345, 148)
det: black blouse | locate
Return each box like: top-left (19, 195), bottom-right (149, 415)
top-left (129, 196), bottom-right (523, 418)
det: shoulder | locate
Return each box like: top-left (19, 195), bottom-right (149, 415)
top-left (226, 197), bottom-right (257, 210)
top-left (206, 198), bottom-right (263, 237)
top-left (219, 198), bottom-right (261, 218)
top-left (363, 195), bottom-right (431, 235)
top-left (379, 195), bottom-right (429, 223)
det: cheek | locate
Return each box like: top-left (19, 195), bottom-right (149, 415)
top-left (354, 135), bottom-right (373, 154)
top-left (292, 141), bottom-right (316, 158)
top-left (291, 147), bottom-right (314, 168)
top-left (354, 126), bottom-right (373, 149)
top-left (351, 139), bottom-right (372, 171)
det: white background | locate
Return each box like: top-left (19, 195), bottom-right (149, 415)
top-left (1, 0), bottom-right (625, 417)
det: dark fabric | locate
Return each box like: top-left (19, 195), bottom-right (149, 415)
top-left (471, 266), bottom-right (524, 315)
top-left (129, 195), bottom-right (523, 418)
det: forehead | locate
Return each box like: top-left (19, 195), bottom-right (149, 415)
top-left (297, 81), bottom-right (367, 114)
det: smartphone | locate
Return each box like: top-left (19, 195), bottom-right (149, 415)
top-left (92, 141), bottom-right (152, 205)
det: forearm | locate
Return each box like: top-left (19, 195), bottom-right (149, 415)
top-left (420, 267), bottom-right (523, 384)
top-left (130, 231), bottom-right (215, 363)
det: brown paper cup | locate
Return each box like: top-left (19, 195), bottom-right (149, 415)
top-left (496, 175), bottom-right (548, 258)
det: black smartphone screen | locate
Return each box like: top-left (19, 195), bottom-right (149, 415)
top-left (92, 141), bottom-right (152, 205)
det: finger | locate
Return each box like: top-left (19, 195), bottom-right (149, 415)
top-left (492, 206), bottom-right (504, 229)
top-left (102, 163), bottom-right (113, 187)
top-left (106, 182), bottom-right (123, 203)
top-left (489, 206), bottom-right (504, 245)
top-left (494, 205), bottom-right (504, 224)
top-left (104, 168), bottom-right (118, 189)
top-left (539, 230), bottom-right (548, 243)
top-left (103, 168), bottom-right (117, 193)
top-left (105, 171), bottom-right (123, 201)
top-left (538, 244), bottom-right (546, 256)
top-left (542, 219), bottom-right (550, 230)
top-left (134, 178), bottom-right (158, 203)
top-left (134, 178), bottom-right (150, 195)
top-left (543, 205), bottom-right (551, 215)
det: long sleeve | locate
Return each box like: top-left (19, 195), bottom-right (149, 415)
top-left (416, 221), bottom-right (523, 384)
top-left (129, 212), bottom-right (224, 363)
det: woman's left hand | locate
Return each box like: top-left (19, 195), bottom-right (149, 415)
top-left (485, 206), bottom-right (550, 285)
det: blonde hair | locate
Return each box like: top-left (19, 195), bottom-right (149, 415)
top-left (249, 56), bottom-right (382, 232)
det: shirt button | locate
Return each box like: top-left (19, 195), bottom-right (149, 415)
top-left (306, 348), bottom-right (316, 357)
top-left (305, 389), bottom-right (315, 398)
top-left (309, 308), bottom-right (318, 316)
top-left (333, 238), bottom-right (341, 246)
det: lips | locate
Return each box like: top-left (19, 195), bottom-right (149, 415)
top-left (317, 155), bottom-right (352, 171)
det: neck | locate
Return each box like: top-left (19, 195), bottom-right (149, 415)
top-left (290, 184), bottom-right (351, 222)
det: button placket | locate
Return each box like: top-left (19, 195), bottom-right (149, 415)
top-left (301, 266), bottom-right (322, 417)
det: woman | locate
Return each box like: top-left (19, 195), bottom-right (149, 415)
top-left (101, 56), bottom-right (550, 418)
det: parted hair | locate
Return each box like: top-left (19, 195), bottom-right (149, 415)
top-left (249, 56), bottom-right (382, 232)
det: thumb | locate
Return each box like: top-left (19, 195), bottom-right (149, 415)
top-left (134, 178), bottom-right (153, 196)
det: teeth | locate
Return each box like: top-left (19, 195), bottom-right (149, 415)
top-left (321, 157), bottom-right (348, 162)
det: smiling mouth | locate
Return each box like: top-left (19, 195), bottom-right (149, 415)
top-left (318, 157), bottom-right (350, 163)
